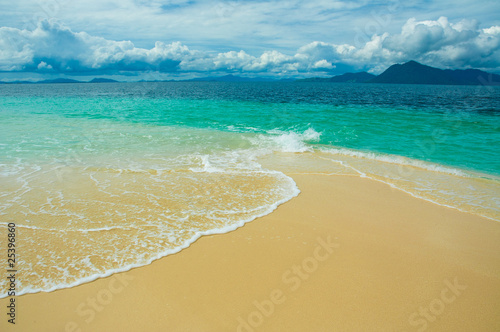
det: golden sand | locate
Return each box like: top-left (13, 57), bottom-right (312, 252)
top-left (1, 174), bottom-right (499, 331)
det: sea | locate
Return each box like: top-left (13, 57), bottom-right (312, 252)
top-left (0, 81), bottom-right (499, 297)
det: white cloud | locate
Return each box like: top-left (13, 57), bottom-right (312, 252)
top-left (37, 61), bottom-right (53, 70)
top-left (296, 17), bottom-right (500, 73)
top-left (0, 20), bottom-right (197, 73)
top-left (2, 0), bottom-right (499, 59)
top-left (312, 60), bottom-right (334, 69)
top-left (0, 20), bottom-right (334, 76)
top-left (0, 16), bottom-right (499, 79)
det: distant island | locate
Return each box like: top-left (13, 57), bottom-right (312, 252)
top-left (296, 72), bottom-right (375, 83)
top-left (0, 74), bottom-right (287, 84)
top-left (0, 78), bottom-right (119, 84)
top-left (301, 61), bottom-right (499, 85)
top-left (369, 61), bottom-right (500, 85)
top-left (88, 78), bottom-right (120, 83)
top-left (185, 74), bottom-right (284, 82)
top-left (1, 61), bottom-right (498, 85)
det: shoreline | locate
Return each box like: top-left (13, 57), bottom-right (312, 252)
top-left (1, 173), bottom-right (500, 331)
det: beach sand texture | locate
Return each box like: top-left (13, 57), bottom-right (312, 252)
top-left (1, 173), bottom-right (499, 332)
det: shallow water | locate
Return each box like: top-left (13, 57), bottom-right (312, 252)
top-left (0, 82), bottom-right (499, 296)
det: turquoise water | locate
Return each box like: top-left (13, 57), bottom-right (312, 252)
top-left (2, 82), bottom-right (499, 175)
top-left (0, 82), bottom-right (499, 296)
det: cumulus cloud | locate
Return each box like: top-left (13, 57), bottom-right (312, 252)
top-left (298, 17), bottom-right (500, 73)
top-left (0, 20), bottom-right (337, 76)
top-left (0, 20), bottom-right (196, 73)
top-left (37, 61), bottom-right (53, 71)
top-left (0, 17), bottom-right (499, 79)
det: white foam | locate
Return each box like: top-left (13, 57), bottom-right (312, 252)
top-left (4, 124), bottom-right (497, 298)
top-left (321, 147), bottom-right (470, 177)
top-left (316, 150), bottom-right (500, 222)
top-left (250, 128), bottom-right (322, 153)
top-left (0, 133), bottom-right (306, 298)
top-left (2, 223), bottom-right (138, 233)
top-left (0, 172), bottom-right (300, 298)
top-left (188, 154), bottom-right (225, 173)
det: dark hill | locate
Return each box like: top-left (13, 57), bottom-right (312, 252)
top-left (187, 74), bottom-right (274, 82)
top-left (297, 72), bottom-right (375, 83)
top-left (39, 78), bottom-right (81, 84)
top-left (369, 61), bottom-right (500, 85)
top-left (89, 78), bottom-right (119, 83)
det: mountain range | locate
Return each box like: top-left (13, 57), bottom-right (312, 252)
top-left (296, 72), bottom-right (375, 83)
top-left (1, 61), bottom-right (499, 85)
top-left (300, 61), bottom-right (499, 85)
top-left (0, 78), bottom-right (119, 84)
top-left (369, 61), bottom-right (500, 85)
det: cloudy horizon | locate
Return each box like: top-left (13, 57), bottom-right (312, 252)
top-left (1, 0), bottom-right (500, 81)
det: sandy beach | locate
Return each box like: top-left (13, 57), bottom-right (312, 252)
top-left (2, 0), bottom-right (500, 330)
top-left (1, 173), bottom-right (499, 332)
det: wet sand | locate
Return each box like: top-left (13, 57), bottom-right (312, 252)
top-left (1, 173), bottom-right (499, 331)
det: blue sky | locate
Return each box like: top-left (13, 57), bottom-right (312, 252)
top-left (0, 0), bottom-right (499, 81)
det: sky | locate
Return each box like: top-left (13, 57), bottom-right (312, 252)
top-left (0, 0), bottom-right (500, 81)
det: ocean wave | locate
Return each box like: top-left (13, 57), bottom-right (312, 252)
top-left (0, 172), bottom-right (300, 298)
top-left (0, 146), bottom-right (301, 298)
top-left (320, 147), bottom-right (471, 177)
top-left (248, 127), bottom-right (321, 153)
